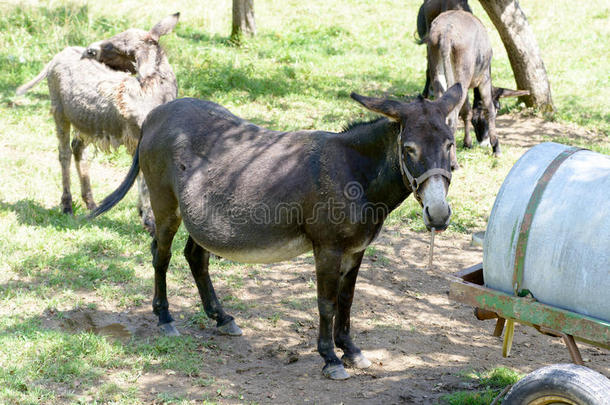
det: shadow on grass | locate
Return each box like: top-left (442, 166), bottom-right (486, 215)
top-left (0, 198), bottom-right (146, 236)
top-left (0, 310), bottom-right (216, 402)
top-left (183, 58), bottom-right (424, 108)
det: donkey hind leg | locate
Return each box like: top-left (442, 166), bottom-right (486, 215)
top-left (184, 236), bottom-right (242, 336)
top-left (54, 112), bottom-right (73, 214)
top-left (314, 246), bottom-right (350, 380)
top-left (151, 209), bottom-right (181, 336)
top-left (448, 86), bottom-right (468, 171)
top-left (71, 136), bottom-right (96, 210)
top-left (478, 83), bottom-right (501, 156)
top-left (137, 174), bottom-right (156, 236)
top-left (459, 93), bottom-right (473, 149)
top-left (334, 251), bottom-right (371, 370)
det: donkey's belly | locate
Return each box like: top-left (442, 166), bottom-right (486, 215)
top-left (194, 233), bottom-right (313, 264)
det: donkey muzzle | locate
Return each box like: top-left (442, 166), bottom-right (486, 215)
top-left (83, 44), bottom-right (101, 60)
top-left (420, 176), bottom-right (452, 231)
top-left (423, 203), bottom-right (451, 231)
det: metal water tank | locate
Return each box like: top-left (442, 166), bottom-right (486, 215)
top-left (483, 142), bottom-right (610, 322)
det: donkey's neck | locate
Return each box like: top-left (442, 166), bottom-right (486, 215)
top-left (137, 51), bottom-right (177, 102)
top-left (128, 52), bottom-right (177, 128)
top-left (340, 118), bottom-right (410, 212)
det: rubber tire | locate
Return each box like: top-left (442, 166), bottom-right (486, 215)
top-left (503, 363), bottom-right (610, 405)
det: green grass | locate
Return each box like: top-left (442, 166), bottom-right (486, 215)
top-left (0, 0), bottom-right (608, 402)
top-left (441, 367), bottom-right (523, 405)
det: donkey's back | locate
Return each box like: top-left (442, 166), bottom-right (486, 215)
top-left (139, 98), bottom-right (320, 262)
top-left (45, 47), bottom-right (139, 150)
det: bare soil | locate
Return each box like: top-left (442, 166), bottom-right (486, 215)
top-left (48, 115), bottom-right (609, 404)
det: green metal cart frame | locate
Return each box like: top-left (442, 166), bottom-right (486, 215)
top-left (448, 263), bottom-right (610, 364)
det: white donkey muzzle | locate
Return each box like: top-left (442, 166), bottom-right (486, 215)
top-left (419, 176), bottom-right (451, 231)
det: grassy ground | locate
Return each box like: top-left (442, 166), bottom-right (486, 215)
top-left (0, 0), bottom-right (608, 403)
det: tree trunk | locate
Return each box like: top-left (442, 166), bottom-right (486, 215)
top-left (478, 0), bottom-right (555, 113)
top-left (231, 0), bottom-right (256, 41)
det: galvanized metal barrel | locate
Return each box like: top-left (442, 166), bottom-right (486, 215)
top-left (483, 142), bottom-right (610, 322)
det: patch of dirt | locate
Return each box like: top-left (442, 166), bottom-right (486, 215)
top-left (50, 116), bottom-right (608, 404)
top-left (494, 113), bottom-right (603, 148)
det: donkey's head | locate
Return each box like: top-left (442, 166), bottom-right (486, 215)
top-left (83, 13), bottom-right (180, 79)
top-left (472, 87), bottom-right (529, 144)
top-left (351, 84), bottom-right (463, 231)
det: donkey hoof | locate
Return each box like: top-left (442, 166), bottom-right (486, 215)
top-left (159, 322), bottom-right (180, 336)
top-left (218, 320), bottom-right (243, 336)
top-left (342, 353), bottom-right (372, 369)
top-left (479, 137), bottom-right (491, 147)
top-left (323, 364), bottom-right (350, 380)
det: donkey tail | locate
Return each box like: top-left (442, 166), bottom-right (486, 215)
top-left (414, 4), bottom-right (427, 44)
top-left (88, 144), bottom-right (141, 219)
top-left (440, 37), bottom-right (455, 91)
top-left (16, 57), bottom-right (55, 96)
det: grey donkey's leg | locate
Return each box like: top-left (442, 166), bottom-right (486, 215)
top-left (71, 137), bottom-right (96, 210)
top-left (448, 91), bottom-right (468, 171)
top-left (333, 251), bottom-right (371, 370)
top-left (54, 112), bottom-right (73, 214)
top-left (184, 236), bottom-right (241, 336)
top-left (459, 94), bottom-right (473, 149)
top-left (137, 174), bottom-right (156, 235)
top-left (313, 246), bottom-right (350, 380)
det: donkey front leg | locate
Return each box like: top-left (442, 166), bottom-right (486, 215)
top-left (478, 83), bottom-right (501, 156)
top-left (334, 251), bottom-right (371, 370)
top-left (314, 246), bottom-right (349, 380)
top-left (184, 236), bottom-right (241, 336)
top-left (71, 137), bottom-right (96, 210)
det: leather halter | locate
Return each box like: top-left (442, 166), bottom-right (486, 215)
top-left (397, 132), bottom-right (452, 203)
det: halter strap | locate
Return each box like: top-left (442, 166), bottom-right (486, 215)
top-left (397, 133), bottom-right (452, 201)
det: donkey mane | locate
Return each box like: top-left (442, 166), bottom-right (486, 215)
top-left (341, 95), bottom-right (424, 134)
top-left (341, 117), bottom-right (387, 133)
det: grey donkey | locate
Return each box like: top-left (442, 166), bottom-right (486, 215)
top-left (426, 10), bottom-right (527, 166)
top-left (16, 13), bottom-right (180, 234)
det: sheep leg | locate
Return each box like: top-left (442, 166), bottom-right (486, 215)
top-left (55, 114), bottom-right (73, 214)
top-left (71, 137), bottom-right (96, 210)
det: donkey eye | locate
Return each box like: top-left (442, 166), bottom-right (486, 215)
top-left (446, 143), bottom-right (454, 153)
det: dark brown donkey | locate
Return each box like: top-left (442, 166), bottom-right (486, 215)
top-left (426, 10), bottom-right (528, 161)
top-left (415, 0), bottom-right (471, 45)
top-left (90, 84), bottom-right (463, 380)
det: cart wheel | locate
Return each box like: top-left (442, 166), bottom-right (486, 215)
top-left (503, 363), bottom-right (610, 405)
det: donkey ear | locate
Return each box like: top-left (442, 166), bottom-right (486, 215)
top-left (150, 12), bottom-right (180, 41)
top-left (436, 83), bottom-right (463, 116)
top-left (493, 87), bottom-right (529, 101)
top-left (350, 93), bottom-right (403, 121)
